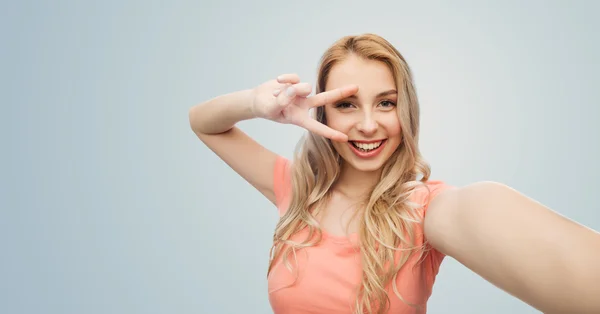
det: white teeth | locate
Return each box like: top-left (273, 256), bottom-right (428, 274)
top-left (352, 141), bottom-right (383, 151)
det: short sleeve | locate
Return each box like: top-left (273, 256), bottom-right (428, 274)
top-left (420, 180), bottom-right (456, 286)
top-left (273, 156), bottom-right (292, 216)
top-left (422, 180), bottom-right (455, 218)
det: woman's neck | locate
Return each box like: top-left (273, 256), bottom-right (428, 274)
top-left (332, 162), bottom-right (382, 199)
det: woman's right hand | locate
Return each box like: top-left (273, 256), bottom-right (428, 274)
top-left (250, 73), bottom-right (358, 142)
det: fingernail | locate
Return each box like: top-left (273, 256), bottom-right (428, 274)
top-left (273, 89), bottom-right (281, 96)
top-left (286, 87), bottom-right (295, 97)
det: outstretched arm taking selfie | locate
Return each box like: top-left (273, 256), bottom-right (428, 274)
top-left (424, 182), bottom-right (600, 313)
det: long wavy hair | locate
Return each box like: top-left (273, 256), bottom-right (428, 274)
top-left (267, 33), bottom-right (433, 314)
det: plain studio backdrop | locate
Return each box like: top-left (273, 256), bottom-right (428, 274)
top-left (2, 1), bottom-right (599, 313)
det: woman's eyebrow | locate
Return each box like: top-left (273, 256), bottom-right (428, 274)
top-left (344, 89), bottom-right (398, 100)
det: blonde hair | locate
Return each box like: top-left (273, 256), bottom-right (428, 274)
top-left (268, 33), bottom-right (433, 314)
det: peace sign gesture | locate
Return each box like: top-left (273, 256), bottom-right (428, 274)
top-left (250, 73), bottom-right (358, 142)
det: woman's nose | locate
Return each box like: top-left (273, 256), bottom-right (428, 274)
top-left (356, 114), bottom-right (378, 135)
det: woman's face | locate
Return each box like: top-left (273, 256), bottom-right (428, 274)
top-left (324, 55), bottom-right (402, 173)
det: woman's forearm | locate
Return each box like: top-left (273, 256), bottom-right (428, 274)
top-left (426, 182), bottom-right (600, 313)
top-left (189, 89), bottom-right (255, 134)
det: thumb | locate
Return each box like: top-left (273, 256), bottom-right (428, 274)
top-left (275, 84), bottom-right (296, 108)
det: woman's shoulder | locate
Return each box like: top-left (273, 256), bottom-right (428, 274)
top-left (410, 179), bottom-right (456, 211)
top-left (413, 179), bottom-right (453, 196)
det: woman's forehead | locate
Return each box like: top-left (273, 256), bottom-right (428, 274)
top-left (325, 58), bottom-right (396, 96)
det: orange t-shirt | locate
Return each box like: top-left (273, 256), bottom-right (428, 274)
top-left (268, 156), bottom-right (454, 314)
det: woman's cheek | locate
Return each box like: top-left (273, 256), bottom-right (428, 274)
top-left (383, 116), bottom-right (402, 136)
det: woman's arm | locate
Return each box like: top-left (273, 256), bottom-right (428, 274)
top-left (424, 181), bottom-right (600, 313)
top-left (190, 87), bottom-right (282, 204)
top-left (189, 74), bottom-right (357, 205)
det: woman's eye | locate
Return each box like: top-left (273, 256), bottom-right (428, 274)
top-left (335, 102), bottom-right (354, 109)
top-left (379, 100), bottom-right (396, 108)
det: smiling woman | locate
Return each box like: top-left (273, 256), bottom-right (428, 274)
top-left (188, 33), bottom-right (600, 314)
top-left (325, 55), bottom-right (403, 173)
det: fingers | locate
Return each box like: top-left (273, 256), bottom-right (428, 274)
top-left (275, 83), bottom-right (296, 108)
top-left (274, 82), bottom-right (312, 107)
top-left (308, 84), bottom-right (359, 108)
top-left (274, 82), bottom-right (311, 97)
top-left (272, 74), bottom-right (348, 142)
top-left (290, 82), bottom-right (312, 97)
top-left (299, 118), bottom-right (348, 142)
top-left (277, 73), bottom-right (300, 85)
top-left (273, 74), bottom-right (311, 97)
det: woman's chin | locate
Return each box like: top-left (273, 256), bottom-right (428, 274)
top-left (344, 156), bottom-right (387, 173)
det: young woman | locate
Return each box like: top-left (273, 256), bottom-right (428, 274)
top-left (189, 34), bottom-right (600, 314)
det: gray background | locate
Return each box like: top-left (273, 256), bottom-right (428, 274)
top-left (2, 0), bottom-right (599, 313)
